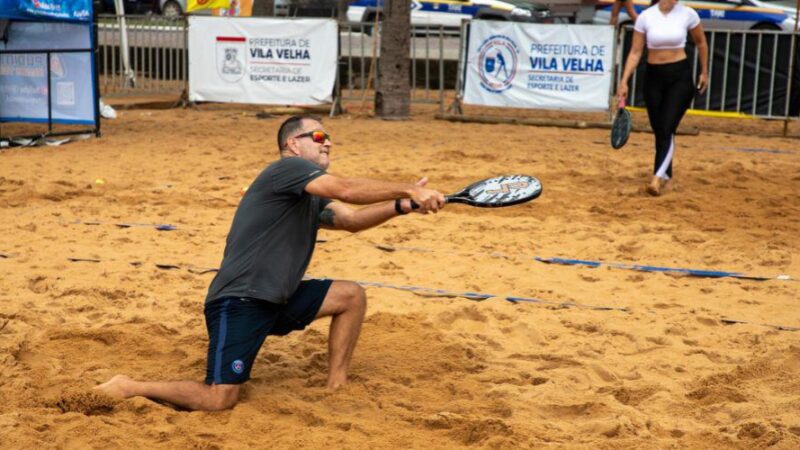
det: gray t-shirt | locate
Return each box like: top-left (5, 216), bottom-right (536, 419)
top-left (205, 157), bottom-right (331, 304)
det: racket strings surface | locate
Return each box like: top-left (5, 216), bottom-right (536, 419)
top-left (611, 107), bottom-right (632, 149)
top-left (452, 175), bottom-right (542, 207)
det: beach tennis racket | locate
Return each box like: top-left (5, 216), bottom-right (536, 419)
top-left (611, 97), bottom-right (632, 149)
top-left (411, 175), bottom-right (542, 209)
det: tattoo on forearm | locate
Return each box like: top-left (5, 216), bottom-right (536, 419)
top-left (319, 208), bottom-right (335, 227)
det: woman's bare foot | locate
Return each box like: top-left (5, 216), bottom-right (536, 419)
top-left (93, 374), bottom-right (135, 400)
top-left (327, 374), bottom-right (347, 390)
top-left (646, 177), bottom-right (662, 196)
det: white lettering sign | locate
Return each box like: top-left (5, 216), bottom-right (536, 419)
top-left (463, 22), bottom-right (615, 111)
top-left (189, 17), bottom-right (337, 105)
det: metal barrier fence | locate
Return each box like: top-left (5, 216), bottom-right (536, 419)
top-left (96, 16), bottom-right (798, 120)
top-left (96, 15), bottom-right (453, 106)
top-left (619, 26), bottom-right (799, 120)
top-left (337, 23), bottom-right (452, 109)
top-left (97, 14), bottom-right (187, 97)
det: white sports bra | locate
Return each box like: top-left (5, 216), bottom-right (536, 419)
top-left (634, 4), bottom-right (701, 50)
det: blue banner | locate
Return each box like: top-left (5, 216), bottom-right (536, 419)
top-left (0, 0), bottom-right (93, 22)
top-left (0, 21), bottom-right (96, 125)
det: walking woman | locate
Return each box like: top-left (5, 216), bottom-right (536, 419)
top-left (616, 0), bottom-right (708, 196)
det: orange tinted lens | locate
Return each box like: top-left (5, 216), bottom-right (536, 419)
top-left (311, 131), bottom-right (329, 143)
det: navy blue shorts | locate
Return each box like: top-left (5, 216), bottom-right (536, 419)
top-left (204, 279), bottom-right (333, 385)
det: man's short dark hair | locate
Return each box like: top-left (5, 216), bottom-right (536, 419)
top-left (277, 114), bottom-right (322, 152)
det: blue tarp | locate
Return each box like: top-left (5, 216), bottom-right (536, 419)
top-left (0, 20), bottom-right (96, 125)
top-left (0, 1), bottom-right (97, 126)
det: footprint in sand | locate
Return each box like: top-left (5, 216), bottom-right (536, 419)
top-left (44, 390), bottom-right (118, 415)
top-left (422, 412), bottom-right (514, 445)
top-left (737, 422), bottom-right (783, 445)
top-left (686, 385), bottom-right (747, 404)
top-left (435, 306), bottom-right (489, 327)
top-left (611, 384), bottom-right (661, 406)
top-left (695, 316), bottom-right (718, 327)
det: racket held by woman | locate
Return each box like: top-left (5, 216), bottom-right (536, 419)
top-left (611, 97), bottom-right (632, 149)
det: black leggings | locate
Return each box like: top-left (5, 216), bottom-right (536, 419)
top-left (643, 59), bottom-right (695, 180)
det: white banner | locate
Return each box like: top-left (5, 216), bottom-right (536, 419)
top-left (463, 22), bottom-right (615, 112)
top-left (188, 17), bottom-right (337, 105)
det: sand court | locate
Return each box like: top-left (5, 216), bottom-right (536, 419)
top-left (1, 105), bottom-right (799, 448)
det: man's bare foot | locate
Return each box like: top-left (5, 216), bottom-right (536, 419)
top-left (93, 374), bottom-right (135, 400)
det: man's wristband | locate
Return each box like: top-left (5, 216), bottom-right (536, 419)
top-left (394, 199), bottom-right (407, 215)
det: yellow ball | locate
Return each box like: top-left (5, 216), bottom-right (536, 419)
top-left (95, 178), bottom-right (105, 185)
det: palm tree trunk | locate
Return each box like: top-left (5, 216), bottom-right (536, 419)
top-left (252, 0), bottom-right (274, 16)
top-left (375, 0), bottom-right (410, 119)
top-left (337, 0), bottom-right (349, 22)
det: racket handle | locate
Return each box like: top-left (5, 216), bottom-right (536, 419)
top-left (408, 197), bottom-right (450, 210)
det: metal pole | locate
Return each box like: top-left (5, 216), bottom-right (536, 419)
top-left (425, 25), bottom-right (431, 100)
top-left (331, 19), bottom-right (342, 116)
top-left (93, 18), bottom-right (102, 137)
top-left (46, 52), bottom-right (53, 134)
top-left (347, 23), bottom-right (353, 98)
top-left (183, 16), bottom-right (189, 100)
top-left (630, 26), bottom-right (638, 106)
top-left (784, 35), bottom-right (795, 133)
top-left (158, 16), bottom-right (164, 92)
top-left (114, 0), bottom-right (135, 87)
top-left (753, 34), bottom-right (762, 115)
top-left (705, 31), bottom-right (715, 110)
top-left (438, 24), bottom-right (444, 114)
top-left (452, 19), bottom-right (470, 114)
top-left (609, 24), bottom-right (621, 122)
top-left (736, 32), bottom-right (745, 112)
top-left (411, 26), bottom-right (417, 96)
top-left (691, 39), bottom-right (698, 109)
top-left (785, 27), bottom-right (798, 135)
top-left (721, 31), bottom-right (730, 111)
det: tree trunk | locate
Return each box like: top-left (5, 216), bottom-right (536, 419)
top-left (337, 0), bottom-right (348, 22)
top-left (252, 0), bottom-right (274, 16)
top-left (375, 0), bottom-right (410, 119)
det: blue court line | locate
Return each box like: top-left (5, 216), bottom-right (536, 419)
top-left (51, 257), bottom-right (800, 332)
top-left (720, 147), bottom-right (797, 155)
top-left (323, 278), bottom-right (629, 312)
top-left (534, 257), bottom-right (792, 281)
top-left (364, 242), bottom-right (793, 282)
top-left (64, 223), bottom-right (793, 281)
top-left (721, 318), bottom-right (800, 332)
top-left (311, 276), bottom-right (797, 331)
top-left (74, 220), bottom-right (176, 231)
